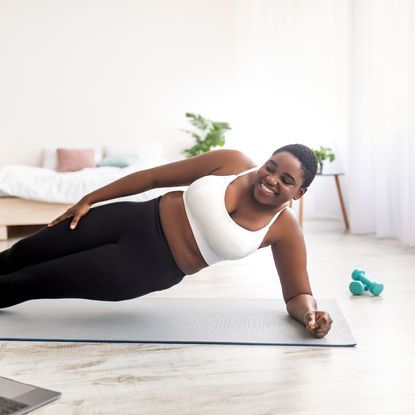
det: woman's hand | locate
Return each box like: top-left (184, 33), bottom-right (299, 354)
top-left (304, 310), bottom-right (333, 338)
top-left (48, 198), bottom-right (92, 230)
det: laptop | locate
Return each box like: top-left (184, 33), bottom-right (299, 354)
top-left (0, 377), bottom-right (60, 414)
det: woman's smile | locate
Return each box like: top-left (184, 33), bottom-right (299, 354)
top-left (258, 180), bottom-right (278, 196)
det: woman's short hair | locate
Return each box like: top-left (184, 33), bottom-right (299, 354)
top-left (273, 144), bottom-right (318, 188)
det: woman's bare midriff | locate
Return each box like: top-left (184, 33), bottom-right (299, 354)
top-left (159, 191), bottom-right (209, 275)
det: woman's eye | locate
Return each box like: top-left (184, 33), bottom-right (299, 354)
top-left (282, 178), bottom-right (291, 185)
top-left (266, 165), bottom-right (274, 172)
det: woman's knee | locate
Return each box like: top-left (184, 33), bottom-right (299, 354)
top-left (1, 240), bottom-right (25, 272)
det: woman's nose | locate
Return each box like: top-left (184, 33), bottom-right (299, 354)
top-left (266, 175), bottom-right (279, 188)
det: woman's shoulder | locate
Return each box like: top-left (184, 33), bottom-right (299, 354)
top-left (268, 206), bottom-right (304, 245)
top-left (209, 149), bottom-right (256, 175)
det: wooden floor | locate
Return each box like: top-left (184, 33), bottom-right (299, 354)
top-left (1, 220), bottom-right (414, 414)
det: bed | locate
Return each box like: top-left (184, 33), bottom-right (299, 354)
top-left (0, 147), bottom-right (181, 240)
top-left (0, 197), bottom-right (73, 240)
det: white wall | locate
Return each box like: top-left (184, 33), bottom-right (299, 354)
top-left (230, 0), bottom-right (350, 220)
top-left (0, 0), bottom-right (351, 220)
top-left (0, 0), bottom-right (237, 164)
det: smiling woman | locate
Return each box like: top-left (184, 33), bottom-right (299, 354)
top-left (0, 144), bottom-right (332, 338)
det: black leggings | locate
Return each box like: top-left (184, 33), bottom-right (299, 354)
top-left (0, 197), bottom-right (185, 309)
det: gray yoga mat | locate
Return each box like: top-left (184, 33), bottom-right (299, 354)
top-left (0, 298), bottom-right (356, 347)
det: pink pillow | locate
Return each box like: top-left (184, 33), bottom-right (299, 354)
top-left (56, 148), bottom-right (96, 172)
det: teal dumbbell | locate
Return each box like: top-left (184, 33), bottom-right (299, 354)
top-left (349, 269), bottom-right (384, 296)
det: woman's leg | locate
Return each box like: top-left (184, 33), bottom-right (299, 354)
top-left (0, 202), bottom-right (135, 275)
top-left (0, 197), bottom-right (186, 309)
top-left (0, 242), bottom-right (153, 309)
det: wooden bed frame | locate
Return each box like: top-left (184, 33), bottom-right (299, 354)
top-left (0, 197), bottom-right (71, 240)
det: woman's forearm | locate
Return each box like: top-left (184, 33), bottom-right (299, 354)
top-left (83, 170), bottom-right (154, 205)
top-left (286, 293), bottom-right (317, 325)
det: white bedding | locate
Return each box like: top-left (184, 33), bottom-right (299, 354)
top-left (0, 160), bottom-right (185, 204)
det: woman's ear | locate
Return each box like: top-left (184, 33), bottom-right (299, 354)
top-left (293, 188), bottom-right (307, 200)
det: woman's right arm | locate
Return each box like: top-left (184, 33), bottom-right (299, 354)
top-left (84, 149), bottom-right (251, 204)
top-left (48, 149), bottom-right (253, 229)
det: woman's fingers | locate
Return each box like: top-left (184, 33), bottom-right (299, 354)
top-left (48, 213), bottom-right (70, 228)
top-left (70, 206), bottom-right (91, 229)
top-left (47, 199), bottom-right (91, 229)
top-left (304, 311), bottom-right (333, 338)
top-left (313, 314), bottom-right (333, 337)
top-left (316, 315), bottom-right (329, 328)
top-left (70, 214), bottom-right (82, 229)
top-left (48, 209), bottom-right (75, 228)
top-left (304, 311), bottom-right (315, 327)
top-left (317, 314), bottom-right (333, 329)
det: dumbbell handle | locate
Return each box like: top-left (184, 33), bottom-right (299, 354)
top-left (352, 269), bottom-right (373, 287)
top-left (357, 275), bottom-right (373, 287)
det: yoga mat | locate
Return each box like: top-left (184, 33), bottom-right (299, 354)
top-left (0, 298), bottom-right (356, 347)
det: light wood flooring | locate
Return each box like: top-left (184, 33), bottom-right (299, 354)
top-left (1, 220), bottom-right (414, 414)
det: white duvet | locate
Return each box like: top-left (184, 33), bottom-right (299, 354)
top-left (0, 161), bottom-right (184, 204)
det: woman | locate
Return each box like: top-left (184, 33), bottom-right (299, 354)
top-left (0, 144), bottom-right (333, 338)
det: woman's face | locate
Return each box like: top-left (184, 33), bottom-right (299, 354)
top-left (253, 151), bottom-right (307, 207)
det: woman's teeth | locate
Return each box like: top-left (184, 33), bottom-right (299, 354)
top-left (260, 181), bottom-right (276, 195)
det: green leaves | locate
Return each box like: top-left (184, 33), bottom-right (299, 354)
top-left (312, 146), bottom-right (336, 163)
top-left (312, 146), bottom-right (336, 174)
top-left (182, 113), bottom-right (231, 158)
top-left (185, 113), bottom-right (210, 130)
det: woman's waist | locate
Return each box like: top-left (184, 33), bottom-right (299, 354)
top-left (159, 192), bottom-right (208, 275)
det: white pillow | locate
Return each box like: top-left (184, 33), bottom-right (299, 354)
top-left (42, 147), bottom-right (103, 170)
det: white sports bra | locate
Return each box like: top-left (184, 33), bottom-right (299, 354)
top-left (182, 167), bottom-right (288, 265)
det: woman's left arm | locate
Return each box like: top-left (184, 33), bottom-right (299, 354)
top-left (271, 212), bottom-right (333, 338)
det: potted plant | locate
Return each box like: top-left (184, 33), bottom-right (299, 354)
top-left (182, 113), bottom-right (231, 158)
top-left (312, 146), bottom-right (336, 174)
